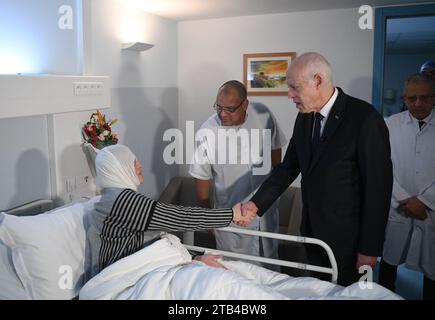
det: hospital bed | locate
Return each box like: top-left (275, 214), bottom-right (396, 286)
top-left (0, 196), bottom-right (401, 300)
top-left (185, 226), bottom-right (338, 284)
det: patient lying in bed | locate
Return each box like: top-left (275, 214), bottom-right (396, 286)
top-left (80, 233), bottom-right (401, 300)
top-left (85, 144), bottom-right (253, 282)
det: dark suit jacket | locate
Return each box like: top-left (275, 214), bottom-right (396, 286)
top-left (251, 88), bottom-right (393, 261)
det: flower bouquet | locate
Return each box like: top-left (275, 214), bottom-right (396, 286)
top-left (81, 110), bottom-right (118, 150)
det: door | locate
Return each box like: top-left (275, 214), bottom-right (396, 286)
top-left (372, 4), bottom-right (435, 118)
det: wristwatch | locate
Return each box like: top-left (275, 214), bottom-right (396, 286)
top-left (188, 250), bottom-right (205, 260)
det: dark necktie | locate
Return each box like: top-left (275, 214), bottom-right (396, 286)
top-left (418, 121), bottom-right (426, 131)
top-left (312, 113), bottom-right (324, 153)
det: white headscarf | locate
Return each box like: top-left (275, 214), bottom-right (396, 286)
top-left (95, 144), bottom-right (141, 191)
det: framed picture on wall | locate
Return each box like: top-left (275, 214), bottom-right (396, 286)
top-left (243, 52), bottom-right (296, 96)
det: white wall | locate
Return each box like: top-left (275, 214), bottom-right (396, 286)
top-left (178, 8), bottom-right (374, 182)
top-left (49, 0), bottom-right (179, 204)
top-left (0, 115), bottom-right (51, 210)
top-left (1, 0), bottom-right (179, 208)
top-left (0, 0), bottom-right (82, 75)
top-left (0, 0), bottom-right (82, 210)
top-left (85, 0), bottom-right (179, 199)
top-left (50, 0), bottom-right (179, 204)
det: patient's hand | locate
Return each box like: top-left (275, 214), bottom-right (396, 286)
top-left (194, 254), bottom-right (226, 269)
top-left (232, 203), bottom-right (255, 227)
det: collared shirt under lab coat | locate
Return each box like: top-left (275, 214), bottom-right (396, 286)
top-left (383, 108), bottom-right (435, 280)
top-left (189, 102), bottom-right (288, 259)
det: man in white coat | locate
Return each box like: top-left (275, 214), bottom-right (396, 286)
top-left (189, 80), bottom-right (287, 266)
top-left (379, 73), bottom-right (435, 300)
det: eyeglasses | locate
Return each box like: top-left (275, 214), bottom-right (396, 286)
top-left (213, 99), bottom-right (245, 114)
top-left (403, 94), bottom-right (434, 104)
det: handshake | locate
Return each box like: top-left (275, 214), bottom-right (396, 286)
top-left (231, 201), bottom-right (259, 227)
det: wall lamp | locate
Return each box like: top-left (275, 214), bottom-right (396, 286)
top-left (121, 42), bottom-right (154, 52)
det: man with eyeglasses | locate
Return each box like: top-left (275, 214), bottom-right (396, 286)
top-left (189, 80), bottom-right (287, 266)
top-left (379, 73), bottom-right (435, 300)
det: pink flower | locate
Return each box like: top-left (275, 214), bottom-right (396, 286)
top-left (86, 125), bottom-right (96, 136)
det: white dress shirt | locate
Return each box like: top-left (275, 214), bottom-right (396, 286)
top-left (314, 87), bottom-right (338, 137)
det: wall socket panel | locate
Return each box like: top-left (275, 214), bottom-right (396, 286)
top-left (73, 81), bottom-right (103, 96)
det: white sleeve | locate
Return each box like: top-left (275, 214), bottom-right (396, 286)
top-left (188, 136), bottom-right (213, 180)
top-left (391, 176), bottom-right (411, 208)
top-left (386, 118), bottom-right (411, 207)
top-left (418, 180), bottom-right (435, 211)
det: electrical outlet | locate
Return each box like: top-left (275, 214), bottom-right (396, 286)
top-left (73, 82), bottom-right (103, 96)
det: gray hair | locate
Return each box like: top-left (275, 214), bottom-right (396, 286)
top-left (404, 73), bottom-right (435, 94)
top-left (294, 52), bottom-right (333, 84)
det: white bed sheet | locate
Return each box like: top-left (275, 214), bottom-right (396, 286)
top-left (0, 241), bottom-right (28, 300)
top-left (79, 234), bottom-right (402, 300)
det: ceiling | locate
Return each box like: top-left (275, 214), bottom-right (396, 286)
top-left (115, 0), bottom-right (435, 21)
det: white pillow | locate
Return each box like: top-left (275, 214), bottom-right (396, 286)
top-left (0, 215), bottom-right (28, 300)
top-left (0, 196), bottom-right (100, 300)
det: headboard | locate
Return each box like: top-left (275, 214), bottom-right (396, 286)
top-left (4, 199), bottom-right (53, 217)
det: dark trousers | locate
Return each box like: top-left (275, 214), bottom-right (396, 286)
top-left (379, 258), bottom-right (435, 300)
top-left (305, 242), bottom-right (360, 286)
top-left (302, 219), bottom-right (360, 286)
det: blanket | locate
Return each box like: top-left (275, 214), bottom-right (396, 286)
top-left (79, 234), bottom-right (402, 300)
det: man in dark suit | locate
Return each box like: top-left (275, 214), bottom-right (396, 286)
top-left (242, 52), bottom-right (393, 286)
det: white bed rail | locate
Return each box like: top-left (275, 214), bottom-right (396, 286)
top-left (184, 226), bottom-right (338, 284)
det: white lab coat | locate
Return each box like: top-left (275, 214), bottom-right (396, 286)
top-left (189, 102), bottom-right (288, 260)
top-left (383, 109), bottom-right (435, 280)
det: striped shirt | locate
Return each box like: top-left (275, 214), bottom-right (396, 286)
top-left (98, 189), bottom-right (232, 271)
